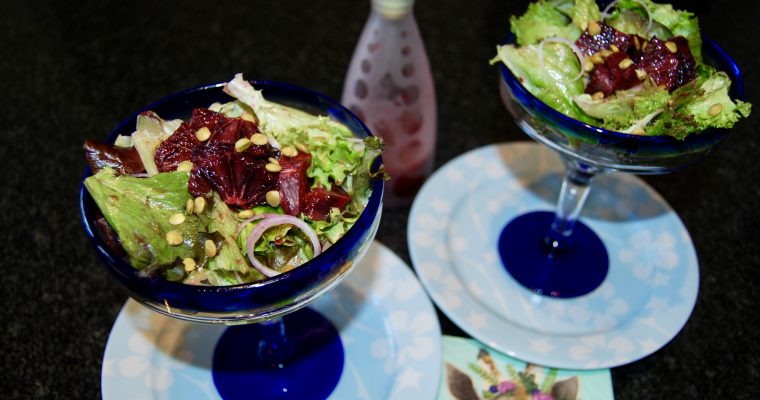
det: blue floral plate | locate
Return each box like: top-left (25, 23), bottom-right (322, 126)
top-left (408, 142), bottom-right (699, 369)
top-left (102, 241), bottom-right (442, 399)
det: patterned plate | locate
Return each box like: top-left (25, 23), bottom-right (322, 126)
top-left (102, 241), bottom-right (442, 399)
top-left (408, 142), bottom-right (698, 369)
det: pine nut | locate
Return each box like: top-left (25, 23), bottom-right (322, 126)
top-left (588, 21), bottom-right (601, 36)
top-left (195, 127), bottom-right (211, 141)
top-left (194, 197), bottom-right (206, 214)
top-left (251, 133), bottom-right (268, 146)
top-left (266, 190), bottom-right (281, 207)
top-left (235, 138), bottom-right (252, 153)
top-left (204, 240), bottom-right (217, 257)
top-left (166, 230), bottom-right (183, 246)
top-left (169, 213), bottom-right (186, 225)
top-left (183, 258), bottom-right (196, 272)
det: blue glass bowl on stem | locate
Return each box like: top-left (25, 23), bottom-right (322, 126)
top-left (497, 34), bottom-right (745, 298)
top-left (80, 80), bottom-right (384, 399)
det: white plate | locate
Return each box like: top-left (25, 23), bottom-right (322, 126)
top-left (102, 241), bottom-right (442, 399)
top-left (408, 142), bottom-right (698, 369)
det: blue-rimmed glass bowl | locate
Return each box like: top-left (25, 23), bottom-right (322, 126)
top-left (497, 28), bottom-right (745, 298)
top-left (80, 81), bottom-right (384, 399)
top-left (499, 35), bottom-right (744, 173)
top-left (81, 81), bottom-right (383, 323)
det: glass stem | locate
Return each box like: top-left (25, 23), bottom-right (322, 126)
top-left (255, 316), bottom-right (292, 366)
top-left (545, 159), bottom-right (600, 252)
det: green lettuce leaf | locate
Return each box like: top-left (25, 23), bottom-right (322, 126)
top-left (209, 99), bottom-right (253, 119)
top-left (644, 66), bottom-right (750, 138)
top-left (510, 1), bottom-right (581, 45)
top-left (346, 136), bottom-right (387, 211)
top-left (131, 111), bottom-right (182, 176)
top-left (309, 208), bottom-right (360, 245)
top-left (492, 42), bottom-right (596, 124)
top-left (223, 73), bottom-right (334, 135)
top-left (84, 169), bottom-right (200, 268)
top-left (222, 74), bottom-right (372, 192)
top-left (569, 0), bottom-right (601, 31)
top-left (605, 9), bottom-right (671, 39)
top-left (199, 194), bottom-right (264, 280)
top-left (203, 193), bottom-right (240, 238)
top-left (208, 237), bottom-right (259, 274)
top-left (681, 69), bottom-right (751, 129)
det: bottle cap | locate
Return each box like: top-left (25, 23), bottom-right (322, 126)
top-left (372, 0), bottom-right (414, 17)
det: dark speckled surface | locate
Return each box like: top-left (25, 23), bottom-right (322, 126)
top-left (1, 0), bottom-right (758, 399)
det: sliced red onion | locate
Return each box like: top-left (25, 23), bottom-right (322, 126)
top-left (245, 214), bottom-right (322, 277)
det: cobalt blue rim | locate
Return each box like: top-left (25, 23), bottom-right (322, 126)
top-left (499, 33), bottom-right (746, 144)
top-left (79, 80), bottom-right (384, 299)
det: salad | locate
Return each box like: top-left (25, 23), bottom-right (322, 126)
top-left (491, 0), bottom-right (751, 138)
top-left (83, 74), bottom-right (385, 286)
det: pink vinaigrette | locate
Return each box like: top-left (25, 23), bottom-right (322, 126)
top-left (342, 0), bottom-right (436, 207)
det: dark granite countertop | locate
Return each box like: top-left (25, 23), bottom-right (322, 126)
top-left (1, 0), bottom-right (758, 398)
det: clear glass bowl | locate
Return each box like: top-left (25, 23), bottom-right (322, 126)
top-left (79, 81), bottom-right (384, 324)
top-left (499, 35), bottom-right (745, 174)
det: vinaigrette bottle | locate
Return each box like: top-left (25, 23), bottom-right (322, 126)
top-left (341, 0), bottom-right (437, 207)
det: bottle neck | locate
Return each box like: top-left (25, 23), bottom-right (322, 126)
top-left (371, 0), bottom-right (413, 19)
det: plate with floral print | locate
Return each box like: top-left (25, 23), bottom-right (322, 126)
top-left (102, 241), bottom-right (442, 399)
top-left (408, 142), bottom-right (699, 369)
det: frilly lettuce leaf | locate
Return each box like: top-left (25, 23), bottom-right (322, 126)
top-left (510, 1), bottom-right (581, 45)
top-left (677, 68), bottom-right (751, 131)
top-left (641, 66), bottom-right (749, 138)
top-left (223, 73), bottom-right (379, 194)
top-left (687, 70), bottom-right (750, 123)
top-left (574, 85), bottom-right (670, 132)
top-left (492, 42), bottom-right (595, 124)
top-left (309, 208), bottom-right (360, 245)
top-left (224, 73), bottom-right (334, 135)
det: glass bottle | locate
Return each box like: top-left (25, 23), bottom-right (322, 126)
top-left (341, 0), bottom-right (437, 208)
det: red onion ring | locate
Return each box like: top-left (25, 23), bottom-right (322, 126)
top-left (244, 214), bottom-right (322, 277)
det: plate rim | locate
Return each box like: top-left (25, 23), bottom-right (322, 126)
top-left (407, 141), bottom-right (699, 370)
top-left (101, 240), bottom-right (443, 399)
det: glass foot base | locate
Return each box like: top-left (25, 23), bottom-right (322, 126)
top-left (498, 211), bottom-right (609, 298)
top-left (212, 308), bottom-right (344, 400)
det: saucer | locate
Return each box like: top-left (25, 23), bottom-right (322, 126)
top-left (408, 142), bottom-right (698, 369)
top-left (102, 241), bottom-right (442, 399)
